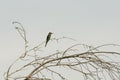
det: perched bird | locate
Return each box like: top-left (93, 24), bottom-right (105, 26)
top-left (45, 32), bottom-right (53, 47)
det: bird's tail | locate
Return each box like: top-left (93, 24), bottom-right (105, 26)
top-left (45, 43), bottom-right (47, 47)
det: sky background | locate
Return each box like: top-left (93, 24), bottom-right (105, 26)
top-left (1, 0), bottom-right (120, 80)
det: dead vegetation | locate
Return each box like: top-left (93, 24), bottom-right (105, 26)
top-left (4, 22), bottom-right (120, 80)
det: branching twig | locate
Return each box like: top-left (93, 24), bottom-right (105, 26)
top-left (5, 23), bottom-right (120, 80)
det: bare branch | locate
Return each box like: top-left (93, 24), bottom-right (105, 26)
top-left (5, 23), bottom-right (120, 80)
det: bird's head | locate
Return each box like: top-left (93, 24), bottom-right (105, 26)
top-left (49, 32), bottom-right (53, 34)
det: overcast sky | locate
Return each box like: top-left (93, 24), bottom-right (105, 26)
top-left (1, 0), bottom-right (120, 80)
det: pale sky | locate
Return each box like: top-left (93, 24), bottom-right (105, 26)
top-left (1, 0), bottom-right (120, 80)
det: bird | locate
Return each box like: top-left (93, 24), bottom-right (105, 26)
top-left (45, 32), bottom-right (53, 47)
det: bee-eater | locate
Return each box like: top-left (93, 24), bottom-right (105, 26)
top-left (45, 32), bottom-right (53, 47)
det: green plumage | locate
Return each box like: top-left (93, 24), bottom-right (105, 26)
top-left (45, 32), bottom-right (53, 47)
